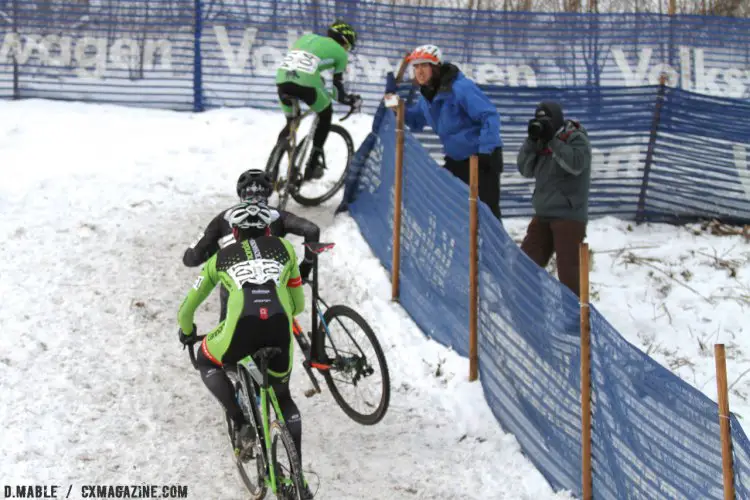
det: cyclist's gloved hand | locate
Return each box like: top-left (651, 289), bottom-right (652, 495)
top-left (299, 258), bottom-right (313, 283)
top-left (344, 94), bottom-right (362, 112)
top-left (178, 324), bottom-right (198, 346)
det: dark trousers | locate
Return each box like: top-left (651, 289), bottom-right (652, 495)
top-left (443, 147), bottom-right (503, 219)
top-left (277, 82), bottom-right (332, 151)
top-left (520, 217), bottom-right (587, 297)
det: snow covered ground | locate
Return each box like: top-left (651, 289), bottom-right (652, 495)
top-left (0, 99), bottom-right (746, 499)
top-left (502, 217), bottom-right (750, 421)
top-left (0, 100), bottom-right (572, 499)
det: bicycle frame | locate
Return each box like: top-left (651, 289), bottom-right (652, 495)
top-left (233, 355), bottom-right (288, 492)
top-left (186, 338), bottom-right (299, 495)
top-left (272, 98), bottom-right (357, 210)
top-left (285, 99), bottom-right (356, 176)
top-left (292, 242), bottom-right (337, 396)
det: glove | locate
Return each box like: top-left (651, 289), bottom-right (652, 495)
top-left (385, 72), bottom-right (397, 93)
top-left (343, 94), bottom-right (362, 111)
top-left (527, 116), bottom-right (555, 143)
top-left (178, 324), bottom-right (198, 346)
top-left (299, 259), bottom-right (313, 283)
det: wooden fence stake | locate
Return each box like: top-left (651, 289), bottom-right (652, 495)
top-left (580, 242), bottom-right (593, 500)
top-left (468, 155), bottom-right (479, 382)
top-left (390, 98), bottom-right (405, 301)
top-left (715, 344), bottom-right (736, 500)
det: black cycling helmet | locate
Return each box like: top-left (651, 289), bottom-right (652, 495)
top-left (236, 169), bottom-right (273, 200)
top-left (328, 20), bottom-right (357, 51)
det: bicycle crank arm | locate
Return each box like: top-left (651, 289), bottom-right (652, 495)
top-left (300, 357), bottom-right (322, 397)
top-left (302, 365), bottom-right (322, 398)
top-left (293, 321), bottom-right (322, 397)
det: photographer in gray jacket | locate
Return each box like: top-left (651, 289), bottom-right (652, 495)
top-left (517, 101), bottom-right (591, 297)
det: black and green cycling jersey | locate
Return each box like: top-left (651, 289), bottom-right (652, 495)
top-left (275, 33), bottom-right (349, 113)
top-left (178, 235), bottom-right (305, 370)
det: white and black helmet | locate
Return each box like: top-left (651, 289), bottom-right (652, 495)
top-left (225, 200), bottom-right (279, 230)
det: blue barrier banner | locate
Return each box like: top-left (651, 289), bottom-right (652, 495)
top-left (348, 106), bottom-right (470, 353)
top-left (345, 102), bottom-right (750, 498)
top-left (478, 203), bottom-right (584, 494)
top-left (3, 0), bottom-right (750, 110)
top-left (396, 83), bottom-right (750, 224)
top-left (590, 308), bottom-right (726, 499)
top-left (645, 89), bottom-right (750, 224)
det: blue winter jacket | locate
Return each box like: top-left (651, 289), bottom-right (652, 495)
top-left (404, 63), bottom-right (502, 161)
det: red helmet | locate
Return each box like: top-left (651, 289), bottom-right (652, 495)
top-left (406, 45), bottom-right (443, 66)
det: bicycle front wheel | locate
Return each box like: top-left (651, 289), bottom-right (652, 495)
top-left (291, 124), bottom-right (353, 207)
top-left (270, 420), bottom-right (306, 499)
top-left (321, 305), bottom-right (390, 425)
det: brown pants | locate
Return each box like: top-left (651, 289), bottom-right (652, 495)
top-left (520, 217), bottom-right (587, 297)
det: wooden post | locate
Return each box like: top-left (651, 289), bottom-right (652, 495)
top-left (636, 73), bottom-right (668, 223)
top-left (390, 98), bottom-right (405, 301)
top-left (580, 242), bottom-right (593, 500)
top-left (715, 344), bottom-right (736, 500)
top-left (468, 155), bottom-right (479, 382)
top-left (668, 0), bottom-right (676, 15)
top-left (11, 0), bottom-right (18, 100)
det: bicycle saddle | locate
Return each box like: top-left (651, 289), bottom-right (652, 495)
top-left (279, 93), bottom-right (299, 103)
top-left (253, 347), bottom-right (283, 363)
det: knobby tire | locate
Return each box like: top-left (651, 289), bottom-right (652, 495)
top-left (321, 305), bottom-right (390, 425)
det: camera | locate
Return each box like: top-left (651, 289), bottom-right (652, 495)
top-left (528, 116), bottom-right (553, 141)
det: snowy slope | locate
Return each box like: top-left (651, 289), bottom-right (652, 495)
top-left (0, 100), bottom-right (572, 499)
top-left (502, 218), bottom-right (750, 422)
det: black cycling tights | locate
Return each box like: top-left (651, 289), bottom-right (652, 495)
top-left (277, 82), bottom-right (333, 153)
top-left (195, 347), bottom-right (303, 462)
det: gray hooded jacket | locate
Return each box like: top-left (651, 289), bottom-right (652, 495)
top-left (517, 103), bottom-right (592, 222)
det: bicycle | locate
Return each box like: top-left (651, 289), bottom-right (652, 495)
top-left (292, 242), bottom-right (391, 425)
top-left (265, 96), bottom-right (358, 211)
top-left (187, 340), bottom-right (306, 499)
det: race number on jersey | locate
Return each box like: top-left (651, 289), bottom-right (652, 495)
top-left (226, 260), bottom-right (283, 288)
top-left (279, 50), bottom-right (321, 75)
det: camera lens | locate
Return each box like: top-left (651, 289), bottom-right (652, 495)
top-left (528, 120), bottom-right (542, 139)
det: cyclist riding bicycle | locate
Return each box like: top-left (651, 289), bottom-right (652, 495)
top-left (276, 20), bottom-right (362, 181)
top-left (182, 169), bottom-right (331, 368)
top-left (177, 199), bottom-right (314, 499)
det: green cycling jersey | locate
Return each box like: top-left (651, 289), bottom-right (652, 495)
top-left (276, 33), bottom-right (350, 114)
top-left (178, 235), bottom-right (305, 370)
top-left (276, 33), bottom-right (349, 89)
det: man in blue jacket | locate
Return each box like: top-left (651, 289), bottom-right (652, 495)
top-left (397, 45), bottom-right (503, 219)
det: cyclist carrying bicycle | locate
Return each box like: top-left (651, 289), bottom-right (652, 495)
top-left (182, 169), bottom-right (331, 368)
top-left (276, 20), bottom-right (362, 181)
top-left (177, 199), bottom-right (313, 498)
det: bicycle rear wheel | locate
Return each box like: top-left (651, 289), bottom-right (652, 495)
top-left (291, 124), bottom-right (353, 207)
top-left (320, 305), bottom-right (390, 425)
top-left (264, 142), bottom-right (298, 211)
top-left (270, 420), bottom-right (306, 499)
